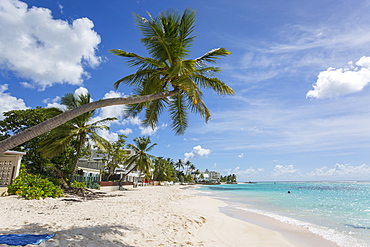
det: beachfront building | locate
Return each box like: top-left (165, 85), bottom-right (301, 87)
top-left (114, 149), bottom-right (143, 184)
top-left (195, 169), bottom-right (221, 184)
top-left (76, 148), bottom-right (143, 184)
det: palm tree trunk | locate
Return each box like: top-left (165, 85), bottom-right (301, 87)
top-left (69, 135), bottom-right (85, 184)
top-left (118, 165), bottom-right (138, 190)
top-left (0, 89), bottom-right (180, 153)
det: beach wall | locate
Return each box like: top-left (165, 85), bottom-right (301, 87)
top-left (99, 181), bottom-right (134, 191)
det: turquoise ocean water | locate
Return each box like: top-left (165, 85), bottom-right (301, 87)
top-left (196, 182), bottom-right (370, 247)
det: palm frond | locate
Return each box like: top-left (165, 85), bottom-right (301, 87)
top-left (168, 60), bottom-right (196, 79)
top-left (90, 117), bottom-right (118, 127)
top-left (89, 132), bottom-right (111, 151)
top-left (169, 93), bottom-right (188, 135)
top-left (192, 74), bottom-right (234, 95)
top-left (179, 8), bottom-right (196, 52)
top-left (135, 12), bottom-right (173, 62)
top-left (196, 48), bottom-right (231, 64)
top-left (61, 93), bottom-right (79, 109)
top-left (142, 97), bottom-right (168, 128)
top-left (186, 95), bottom-right (211, 122)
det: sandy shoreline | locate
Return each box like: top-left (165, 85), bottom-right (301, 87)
top-left (0, 185), bottom-right (339, 246)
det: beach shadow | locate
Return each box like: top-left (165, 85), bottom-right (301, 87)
top-left (0, 223), bottom-right (136, 247)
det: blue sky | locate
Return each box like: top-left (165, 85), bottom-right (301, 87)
top-left (1, 0), bottom-right (370, 181)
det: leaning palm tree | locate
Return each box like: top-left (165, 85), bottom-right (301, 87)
top-left (121, 136), bottom-right (157, 186)
top-left (0, 8), bottom-right (233, 153)
top-left (39, 93), bottom-right (117, 183)
top-left (110, 8), bottom-right (233, 134)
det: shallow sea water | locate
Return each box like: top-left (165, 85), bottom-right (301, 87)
top-left (197, 182), bottom-right (370, 247)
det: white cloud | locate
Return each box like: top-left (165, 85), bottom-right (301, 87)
top-left (0, 0), bottom-right (101, 90)
top-left (74, 87), bottom-right (90, 97)
top-left (139, 125), bottom-right (159, 136)
top-left (43, 96), bottom-right (64, 110)
top-left (57, 3), bottom-right (64, 14)
top-left (118, 128), bottom-right (133, 135)
top-left (96, 129), bottom-right (119, 143)
top-left (94, 90), bottom-right (126, 122)
top-left (20, 81), bottom-right (34, 89)
top-left (307, 163), bottom-right (370, 179)
top-left (228, 166), bottom-right (263, 176)
top-left (238, 153), bottom-right (244, 158)
top-left (184, 145), bottom-right (211, 162)
top-left (0, 84), bottom-right (28, 119)
top-left (272, 164), bottom-right (301, 177)
top-left (127, 116), bottom-right (141, 126)
top-left (307, 56), bottom-right (370, 99)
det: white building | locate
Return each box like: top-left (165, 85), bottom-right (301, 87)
top-left (195, 169), bottom-right (221, 183)
top-left (77, 148), bottom-right (143, 183)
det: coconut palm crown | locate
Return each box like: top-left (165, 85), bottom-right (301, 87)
top-left (110, 8), bottom-right (233, 135)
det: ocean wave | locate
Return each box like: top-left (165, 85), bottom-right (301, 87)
top-left (233, 205), bottom-right (365, 247)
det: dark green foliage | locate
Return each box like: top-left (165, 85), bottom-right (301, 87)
top-left (38, 93), bottom-right (116, 184)
top-left (100, 134), bottom-right (128, 181)
top-left (220, 174), bottom-right (237, 183)
top-left (0, 107), bottom-right (68, 176)
top-left (153, 157), bottom-right (175, 181)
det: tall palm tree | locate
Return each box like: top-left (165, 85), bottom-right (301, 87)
top-left (110, 8), bottom-right (234, 134)
top-left (184, 160), bottom-right (192, 174)
top-left (175, 159), bottom-right (184, 172)
top-left (39, 93), bottom-right (117, 183)
top-left (153, 156), bottom-right (174, 181)
top-left (0, 8), bottom-right (233, 153)
top-left (189, 163), bottom-right (196, 173)
top-left (121, 136), bottom-right (157, 184)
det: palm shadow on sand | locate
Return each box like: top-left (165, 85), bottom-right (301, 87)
top-left (0, 223), bottom-right (137, 247)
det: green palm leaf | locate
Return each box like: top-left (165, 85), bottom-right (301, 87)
top-left (169, 93), bottom-right (188, 135)
top-left (111, 8), bottom-right (233, 135)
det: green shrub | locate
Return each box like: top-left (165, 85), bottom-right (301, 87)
top-left (7, 172), bottom-right (64, 200)
top-left (71, 180), bottom-right (86, 189)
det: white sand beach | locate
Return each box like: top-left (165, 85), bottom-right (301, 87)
top-left (0, 186), bottom-right (339, 247)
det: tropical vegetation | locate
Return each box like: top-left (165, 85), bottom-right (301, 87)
top-left (0, 8), bottom-right (236, 198)
top-left (220, 174), bottom-right (237, 183)
top-left (7, 167), bottom-right (64, 200)
top-left (0, 7), bottom-right (233, 154)
top-left (38, 93), bottom-right (116, 185)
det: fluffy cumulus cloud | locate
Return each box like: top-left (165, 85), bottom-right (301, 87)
top-left (0, 0), bottom-right (101, 90)
top-left (139, 125), bottom-right (159, 136)
top-left (228, 166), bottom-right (263, 176)
top-left (307, 56), bottom-right (370, 99)
top-left (43, 96), bottom-right (63, 109)
top-left (272, 164), bottom-right (302, 177)
top-left (307, 163), bottom-right (370, 179)
top-left (184, 145), bottom-right (211, 162)
top-left (118, 128), bottom-right (133, 135)
top-left (139, 123), bottom-right (167, 136)
top-left (74, 87), bottom-right (90, 97)
top-left (0, 84), bottom-right (28, 119)
top-left (96, 129), bottom-right (119, 142)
